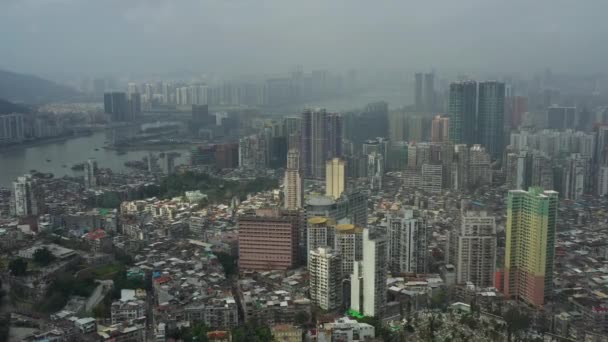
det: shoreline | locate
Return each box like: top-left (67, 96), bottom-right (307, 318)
top-left (0, 132), bottom-right (94, 152)
top-left (0, 123), bottom-right (141, 152)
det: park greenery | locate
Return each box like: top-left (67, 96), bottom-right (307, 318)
top-left (159, 171), bottom-right (278, 201)
top-left (8, 258), bottom-right (27, 276)
top-left (215, 252), bottom-right (237, 277)
top-left (33, 247), bottom-right (55, 266)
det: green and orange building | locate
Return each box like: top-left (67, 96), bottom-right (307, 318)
top-left (503, 187), bottom-right (558, 307)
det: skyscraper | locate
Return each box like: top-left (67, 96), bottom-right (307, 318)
top-left (547, 106), bottom-right (576, 130)
top-left (327, 113), bottom-right (343, 159)
top-left (301, 109), bottom-right (343, 179)
top-left (448, 81), bottom-right (477, 145)
top-left (421, 163), bottom-right (443, 194)
top-left (334, 223), bottom-right (363, 278)
top-left (367, 152), bottom-right (384, 191)
top-left (351, 229), bottom-right (387, 317)
top-left (307, 216), bottom-right (336, 265)
top-left (415, 73), bottom-right (423, 112)
top-left (284, 149), bottom-right (303, 209)
top-left (128, 93), bottom-right (142, 120)
top-left (104, 92), bottom-right (129, 122)
top-left (446, 203), bottom-right (496, 287)
top-left (84, 159), bottom-right (98, 189)
top-left (468, 145), bottom-right (492, 188)
top-left (326, 158), bottom-right (346, 200)
top-left (424, 73), bottom-right (435, 113)
top-left (415, 72), bottom-right (435, 113)
top-left (431, 115), bottom-right (450, 143)
top-left (477, 81), bottom-right (505, 160)
top-left (387, 209), bottom-right (428, 274)
top-left (504, 188), bottom-right (558, 307)
top-left (309, 247), bottom-right (343, 310)
top-left (11, 174), bottom-right (43, 218)
top-left (505, 96), bottom-right (528, 129)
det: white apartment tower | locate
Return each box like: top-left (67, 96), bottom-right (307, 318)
top-left (446, 205), bottom-right (497, 288)
top-left (351, 229), bottom-right (387, 317)
top-left (309, 247), bottom-right (343, 310)
top-left (84, 159), bottom-right (98, 189)
top-left (387, 209), bottom-right (428, 274)
top-left (11, 174), bottom-right (42, 218)
top-left (334, 223), bottom-right (363, 278)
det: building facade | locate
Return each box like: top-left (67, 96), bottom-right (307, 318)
top-left (238, 209), bottom-right (298, 271)
top-left (387, 210), bottom-right (428, 274)
top-left (351, 229), bottom-right (387, 317)
top-left (504, 188), bottom-right (558, 307)
top-left (284, 149), bottom-right (303, 209)
top-left (309, 247), bottom-right (343, 310)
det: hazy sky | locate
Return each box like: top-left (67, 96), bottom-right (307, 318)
top-left (1, 0), bottom-right (607, 78)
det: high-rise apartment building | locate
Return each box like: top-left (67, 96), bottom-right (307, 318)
top-left (11, 174), bottom-right (43, 218)
top-left (446, 204), bottom-right (496, 287)
top-left (334, 223), bottom-right (363, 278)
top-left (104, 92), bottom-right (130, 122)
top-left (238, 209), bottom-right (298, 271)
top-left (504, 188), bottom-right (558, 307)
top-left (84, 159), bottom-right (98, 189)
top-left (468, 145), bottom-right (492, 188)
top-left (351, 229), bottom-right (387, 317)
top-left (326, 158), bottom-right (346, 200)
top-left (284, 149), bottom-right (303, 209)
top-left (0, 113), bottom-right (25, 144)
top-left (301, 109), bottom-right (343, 179)
top-left (448, 81), bottom-right (477, 145)
top-left (307, 217), bottom-right (336, 265)
top-left (505, 96), bottom-right (528, 129)
top-left (367, 152), bottom-right (384, 191)
top-left (129, 93), bottom-right (142, 119)
top-left (415, 72), bottom-right (435, 113)
top-left (309, 247), bottom-right (343, 310)
top-left (421, 163), bottom-right (443, 194)
top-left (594, 125), bottom-right (608, 196)
top-left (346, 102), bottom-right (389, 146)
top-left (215, 143), bottom-right (239, 169)
top-left (478, 81), bottom-right (505, 160)
top-left (327, 113), bottom-right (343, 159)
top-left (431, 115), bottom-right (450, 143)
top-left (387, 209), bottom-right (428, 274)
top-left (547, 106), bottom-right (576, 130)
top-left (559, 153), bottom-right (590, 201)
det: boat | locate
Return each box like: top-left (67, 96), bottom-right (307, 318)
top-left (94, 148), bottom-right (100, 151)
top-left (46, 159), bottom-right (51, 162)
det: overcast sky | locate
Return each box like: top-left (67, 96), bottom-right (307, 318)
top-left (1, 0), bottom-right (607, 79)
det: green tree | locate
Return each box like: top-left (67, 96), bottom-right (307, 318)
top-left (8, 258), bottom-right (27, 276)
top-left (215, 252), bottom-right (237, 277)
top-left (503, 308), bottom-right (530, 342)
top-left (33, 247), bottom-right (56, 266)
top-left (430, 288), bottom-right (448, 311)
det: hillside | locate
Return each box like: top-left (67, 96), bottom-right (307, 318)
top-left (0, 98), bottom-right (30, 114)
top-left (0, 69), bottom-right (81, 104)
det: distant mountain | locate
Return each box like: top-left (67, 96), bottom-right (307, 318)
top-left (0, 98), bottom-right (30, 114)
top-left (0, 69), bottom-right (81, 104)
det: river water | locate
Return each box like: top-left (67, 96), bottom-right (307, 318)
top-left (0, 127), bottom-right (190, 187)
top-left (0, 89), bottom-right (410, 187)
